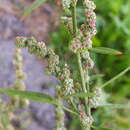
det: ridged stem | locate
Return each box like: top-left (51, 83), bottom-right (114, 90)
top-left (77, 52), bottom-right (88, 112)
top-left (72, 2), bottom-right (91, 130)
top-left (72, 3), bottom-right (77, 36)
top-left (86, 70), bottom-right (91, 116)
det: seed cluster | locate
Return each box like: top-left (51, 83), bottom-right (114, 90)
top-left (69, 0), bottom-right (97, 74)
top-left (0, 99), bottom-right (15, 130)
top-left (79, 111), bottom-right (93, 129)
top-left (61, 16), bottom-right (73, 34)
top-left (69, 0), bottom-right (97, 53)
top-left (54, 85), bottom-right (66, 130)
top-left (78, 104), bottom-right (94, 129)
top-left (15, 36), bottom-right (77, 129)
top-left (0, 48), bottom-right (30, 130)
top-left (61, 0), bottom-right (71, 11)
top-left (89, 88), bottom-right (103, 108)
top-left (15, 37), bottom-right (74, 98)
top-left (58, 64), bottom-right (75, 96)
top-left (81, 50), bottom-right (94, 70)
top-left (11, 48), bottom-right (29, 107)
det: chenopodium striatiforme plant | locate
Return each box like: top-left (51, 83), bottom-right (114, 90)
top-left (14, 0), bottom-right (106, 129)
top-left (0, 0), bottom-right (130, 130)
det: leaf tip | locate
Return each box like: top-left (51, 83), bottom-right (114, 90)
top-left (116, 51), bottom-right (122, 55)
top-left (20, 15), bottom-right (26, 21)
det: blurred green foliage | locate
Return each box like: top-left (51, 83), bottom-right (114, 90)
top-left (49, 0), bottom-right (130, 129)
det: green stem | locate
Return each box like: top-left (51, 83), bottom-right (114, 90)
top-left (71, 0), bottom-right (89, 115)
top-left (71, 2), bottom-right (91, 130)
top-left (72, 2), bottom-right (89, 115)
top-left (72, 3), bottom-right (77, 36)
top-left (86, 70), bottom-right (91, 116)
top-left (77, 52), bottom-right (88, 111)
top-left (100, 66), bottom-right (130, 88)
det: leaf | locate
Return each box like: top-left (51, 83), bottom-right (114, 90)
top-left (0, 88), bottom-right (54, 103)
top-left (21, 0), bottom-right (46, 21)
top-left (0, 88), bottom-right (78, 115)
top-left (91, 125), bottom-right (112, 130)
top-left (99, 66), bottom-right (130, 88)
top-left (98, 104), bottom-right (130, 109)
top-left (90, 74), bottom-right (104, 81)
top-left (89, 47), bottom-right (122, 55)
top-left (65, 92), bottom-right (95, 98)
top-left (95, 128), bottom-right (112, 130)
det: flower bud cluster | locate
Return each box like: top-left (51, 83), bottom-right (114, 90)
top-left (15, 37), bottom-right (74, 98)
top-left (46, 48), bottom-right (60, 75)
top-left (77, 104), bottom-right (93, 129)
top-left (15, 37), bottom-right (59, 76)
top-left (89, 88), bottom-right (102, 108)
top-left (54, 85), bottom-right (66, 130)
top-left (69, 0), bottom-right (97, 53)
top-left (58, 64), bottom-right (74, 96)
top-left (82, 0), bottom-right (97, 37)
top-left (61, 16), bottom-right (73, 34)
top-left (79, 111), bottom-right (93, 129)
top-left (81, 50), bottom-right (94, 70)
top-left (11, 48), bottom-right (29, 107)
top-left (15, 36), bottom-right (76, 129)
top-left (0, 99), bottom-right (15, 130)
top-left (61, 0), bottom-right (71, 11)
top-left (69, 32), bottom-right (82, 53)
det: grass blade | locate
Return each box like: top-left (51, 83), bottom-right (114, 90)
top-left (21, 0), bottom-right (46, 21)
top-left (98, 104), bottom-right (130, 109)
top-left (100, 66), bottom-right (130, 88)
top-left (89, 47), bottom-right (122, 55)
top-left (0, 88), bottom-right (78, 115)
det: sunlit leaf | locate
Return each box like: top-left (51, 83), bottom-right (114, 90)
top-left (89, 47), bottom-right (122, 55)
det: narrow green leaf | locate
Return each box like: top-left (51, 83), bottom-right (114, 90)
top-left (98, 104), bottom-right (130, 109)
top-left (0, 88), bottom-right (55, 104)
top-left (91, 125), bottom-right (112, 130)
top-left (95, 127), bottom-right (112, 130)
top-left (100, 66), bottom-right (130, 88)
top-left (21, 0), bottom-right (46, 20)
top-left (65, 92), bottom-right (95, 98)
top-left (0, 88), bottom-right (78, 115)
top-left (90, 74), bottom-right (104, 81)
top-left (89, 47), bottom-right (122, 55)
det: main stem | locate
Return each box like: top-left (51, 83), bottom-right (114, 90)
top-left (77, 52), bottom-right (88, 112)
top-left (86, 70), bottom-right (91, 116)
top-left (72, 3), bottom-right (91, 130)
top-left (71, 2), bottom-right (89, 116)
top-left (72, 4), bottom-right (77, 37)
